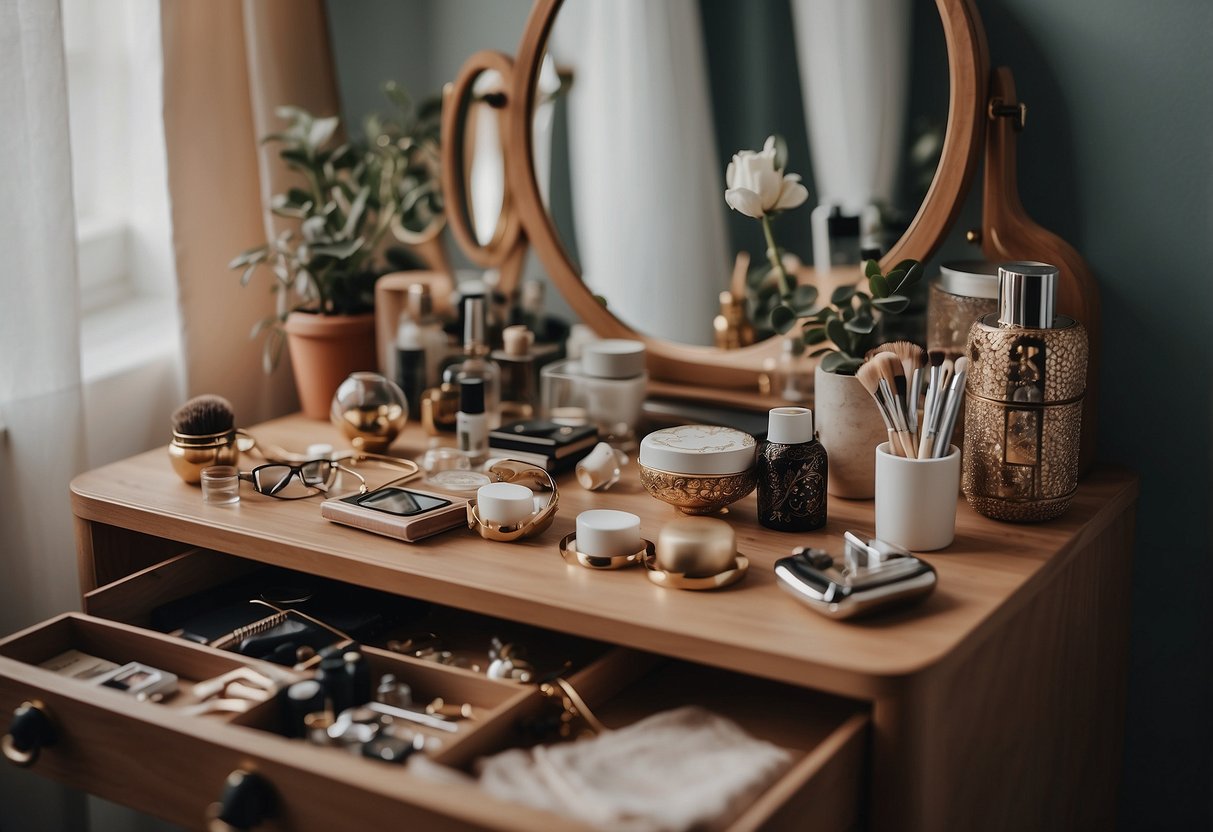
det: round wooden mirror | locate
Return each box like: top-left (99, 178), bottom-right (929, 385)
top-left (503, 0), bottom-right (988, 388)
top-left (442, 50), bottom-right (527, 291)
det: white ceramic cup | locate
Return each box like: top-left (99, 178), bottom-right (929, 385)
top-left (874, 443), bottom-right (960, 551)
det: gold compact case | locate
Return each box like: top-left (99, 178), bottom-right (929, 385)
top-left (467, 460), bottom-right (559, 542)
top-left (638, 425), bottom-right (757, 515)
top-left (643, 517), bottom-right (749, 590)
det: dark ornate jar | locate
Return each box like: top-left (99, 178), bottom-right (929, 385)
top-left (757, 407), bottom-right (828, 532)
top-left (962, 263), bottom-right (1088, 522)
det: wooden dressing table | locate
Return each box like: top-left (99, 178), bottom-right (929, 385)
top-left (0, 415), bottom-right (1135, 830)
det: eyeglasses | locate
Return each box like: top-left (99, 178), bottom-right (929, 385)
top-left (238, 459), bottom-right (367, 500)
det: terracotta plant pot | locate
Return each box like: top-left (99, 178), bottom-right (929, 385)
top-left (814, 364), bottom-right (886, 499)
top-left (283, 311), bottom-right (378, 420)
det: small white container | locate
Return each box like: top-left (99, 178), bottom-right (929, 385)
top-left (874, 443), bottom-right (960, 551)
top-left (475, 482), bottom-right (535, 526)
top-left (575, 510), bottom-right (641, 558)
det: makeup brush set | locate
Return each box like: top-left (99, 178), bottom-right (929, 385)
top-left (858, 342), bottom-right (968, 459)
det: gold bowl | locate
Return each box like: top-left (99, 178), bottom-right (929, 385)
top-left (637, 464), bottom-right (757, 515)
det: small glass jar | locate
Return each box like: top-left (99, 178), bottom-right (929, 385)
top-left (200, 465), bottom-right (240, 505)
top-left (541, 340), bottom-right (646, 448)
top-left (927, 261), bottom-right (999, 355)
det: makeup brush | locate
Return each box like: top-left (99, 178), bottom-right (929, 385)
top-left (856, 359), bottom-right (906, 457)
top-left (922, 350), bottom-right (947, 437)
top-left (171, 395), bottom-right (235, 436)
top-left (933, 357), bottom-right (969, 458)
top-left (872, 353), bottom-right (915, 457)
top-left (870, 341), bottom-right (927, 446)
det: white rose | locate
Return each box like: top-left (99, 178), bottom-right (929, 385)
top-left (724, 136), bottom-right (809, 219)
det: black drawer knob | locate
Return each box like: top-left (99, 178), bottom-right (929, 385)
top-left (2, 700), bottom-right (57, 768)
top-left (208, 769), bottom-right (277, 831)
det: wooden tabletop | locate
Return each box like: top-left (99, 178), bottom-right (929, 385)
top-left (70, 414), bottom-right (1138, 700)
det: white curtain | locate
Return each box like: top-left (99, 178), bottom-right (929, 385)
top-left (0, 0), bottom-right (88, 640)
top-left (0, 6), bottom-right (90, 829)
top-left (552, 0), bottom-right (730, 346)
top-left (791, 0), bottom-right (911, 214)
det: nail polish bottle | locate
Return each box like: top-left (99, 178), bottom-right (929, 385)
top-left (452, 296), bottom-right (502, 429)
top-left (757, 407), bottom-right (828, 532)
top-left (457, 377), bottom-right (488, 466)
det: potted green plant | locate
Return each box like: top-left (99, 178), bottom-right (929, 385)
top-left (229, 85), bottom-right (441, 419)
top-left (776, 258), bottom-right (924, 498)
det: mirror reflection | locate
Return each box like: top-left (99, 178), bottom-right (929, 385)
top-left (463, 69), bottom-right (508, 247)
top-left (538, 0), bottom-right (950, 346)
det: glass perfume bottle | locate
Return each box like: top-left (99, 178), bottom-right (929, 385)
top-left (962, 262), bottom-right (1088, 522)
top-left (452, 295), bottom-right (502, 429)
top-left (406, 283), bottom-right (451, 388)
top-left (493, 325), bottom-right (536, 422)
top-left (395, 313), bottom-right (426, 421)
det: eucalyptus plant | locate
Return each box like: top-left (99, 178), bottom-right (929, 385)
top-left (771, 258), bottom-right (924, 375)
top-left (228, 83), bottom-right (442, 370)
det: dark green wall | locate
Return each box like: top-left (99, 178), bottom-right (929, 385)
top-left (975, 2), bottom-right (1212, 826)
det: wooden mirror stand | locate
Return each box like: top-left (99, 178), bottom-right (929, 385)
top-left (443, 0), bottom-right (1099, 466)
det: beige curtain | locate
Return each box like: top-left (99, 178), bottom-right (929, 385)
top-left (160, 0), bottom-right (341, 425)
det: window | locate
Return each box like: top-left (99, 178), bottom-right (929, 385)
top-left (62, 0), bottom-right (179, 375)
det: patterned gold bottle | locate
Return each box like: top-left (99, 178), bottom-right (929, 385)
top-left (962, 263), bottom-right (1087, 522)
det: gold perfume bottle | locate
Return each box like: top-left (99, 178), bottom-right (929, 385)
top-left (962, 263), bottom-right (1088, 522)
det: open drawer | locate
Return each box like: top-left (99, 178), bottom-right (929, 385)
top-left (428, 648), bottom-right (871, 832)
top-left (1, 550), bottom-right (869, 830)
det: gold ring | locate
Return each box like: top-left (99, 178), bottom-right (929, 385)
top-left (642, 551), bottom-right (750, 591)
top-left (558, 533), bottom-right (653, 570)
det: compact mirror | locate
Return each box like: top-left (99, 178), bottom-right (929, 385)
top-left (508, 0), bottom-right (986, 385)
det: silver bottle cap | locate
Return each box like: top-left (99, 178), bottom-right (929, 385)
top-left (464, 296), bottom-right (486, 349)
top-left (407, 283), bottom-right (433, 319)
top-left (997, 262), bottom-right (1057, 328)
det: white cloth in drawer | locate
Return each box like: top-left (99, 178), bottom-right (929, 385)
top-left (412, 706), bottom-right (792, 832)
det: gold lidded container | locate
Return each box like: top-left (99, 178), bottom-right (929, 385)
top-left (168, 430), bottom-right (242, 485)
top-left (638, 425), bottom-right (757, 515)
top-left (962, 262), bottom-right (1088, 522)
top-left (927, 260), bottom-right (1000, 355)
